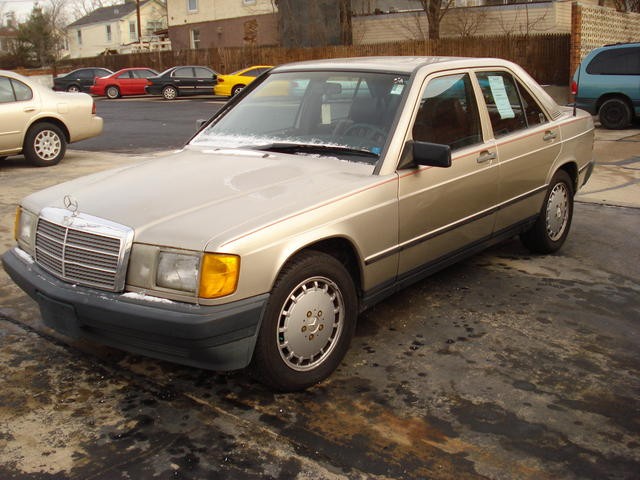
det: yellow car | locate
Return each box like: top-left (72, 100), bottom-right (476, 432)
top-left (214, 65), bottom-right (273, 97)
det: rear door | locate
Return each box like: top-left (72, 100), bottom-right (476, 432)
top-left (194, 67), bottom-right (216, 94)
top-left (474, 70), bottom-right (562, 233)
top-left (0, 76), bottom-right (36, 153)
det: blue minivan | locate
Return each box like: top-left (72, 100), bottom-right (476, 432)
top-left (572, 42), bottom-right (640, 129)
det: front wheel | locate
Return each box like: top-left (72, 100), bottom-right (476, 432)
top-left (520, 170), bottom-right (574, 254)
top-left (66, 84), bottom-right (80, 93)
top-left (598, 98), bottom-right (632, 130)
top-left (251, 251), bottom-right (358, 392)
top-left (106, 85), bottom-right (120, 99)
top-left (162, 85), bottom-right (178, 100)
top-left (23, 122), bottom-right (66, 167)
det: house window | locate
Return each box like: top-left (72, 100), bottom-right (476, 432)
top-left (129, 21), bottom-right (138, 41)
top-left (187, 0), bottom-right (198, 12)
top-left (146, 20), bottom-right (163, 36)
top-left (77, 29), bottom-right (82, 45)
top-left (243, 0), bottom-right (257, 5)
top-left (106, 24), bottom-right (112, 42)
top-left (191, 28), bottom-right (200, 49)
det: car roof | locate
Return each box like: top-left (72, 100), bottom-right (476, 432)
top-left (272, 56), bottom-right (524, 75)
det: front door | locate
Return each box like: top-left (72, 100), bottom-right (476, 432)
top-left (397, 71), bottom-right (499, 281)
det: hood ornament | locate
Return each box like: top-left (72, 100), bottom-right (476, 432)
top-left (63, 195), bottom-right (79, 217)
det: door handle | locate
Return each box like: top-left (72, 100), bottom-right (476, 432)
top-left (477, 150), bottom-right (496, 163)
top-left (543, 130), bottom-right (557, 141)
top-left (23, 107), bottom-right (36, 112)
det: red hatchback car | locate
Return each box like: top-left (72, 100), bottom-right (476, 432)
top-left (90, 68), bottom-right (158, 99)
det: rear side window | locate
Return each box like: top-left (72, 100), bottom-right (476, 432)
top-left (476, 71), bottom-right (547, 138)
top-left (0, 77), bottom-right (14, 103)
top-left (586, 47), bottom-right (640, 75)
top-left (11, 79), bottom-right (33, 101)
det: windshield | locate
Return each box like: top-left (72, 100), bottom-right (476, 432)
top-left (190, 70), bottom-right (409, 164)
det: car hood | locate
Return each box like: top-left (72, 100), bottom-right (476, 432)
top-left (22, 147), bottom-right (379, 252)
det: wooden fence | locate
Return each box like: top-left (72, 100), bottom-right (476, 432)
top-left (63, 33), bottom-right (570, 85)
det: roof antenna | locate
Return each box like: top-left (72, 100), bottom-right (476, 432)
top-left (573, 59), bottom-right (581, 117)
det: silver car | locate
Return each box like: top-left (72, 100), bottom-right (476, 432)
top-left (2, 57), bottom-right (595, 391)
top-left (0, 70), bottom-right (103, 166)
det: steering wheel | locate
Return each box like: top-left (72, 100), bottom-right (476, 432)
top-left (343, 123), bottom-right (387, 142)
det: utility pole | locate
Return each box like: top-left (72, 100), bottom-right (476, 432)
top-left (136, 0), bottom-right (142, 43)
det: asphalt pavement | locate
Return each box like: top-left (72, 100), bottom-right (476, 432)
top-left (0, 125), bottom-right (638, 479)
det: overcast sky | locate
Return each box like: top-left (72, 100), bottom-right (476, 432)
top-left (2, 0), bottom-right (38, 21)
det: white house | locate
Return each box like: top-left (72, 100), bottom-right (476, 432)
top-left (66, 0), bottom-right (168, 59)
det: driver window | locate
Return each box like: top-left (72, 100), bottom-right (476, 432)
top-left (412, 73), bottom-right (482, 150)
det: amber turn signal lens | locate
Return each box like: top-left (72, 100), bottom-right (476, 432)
top-left (199, 253), bottom-right (240, 299)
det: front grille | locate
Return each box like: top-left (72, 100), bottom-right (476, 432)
top-left (34, 208), bottom-right (133, 292)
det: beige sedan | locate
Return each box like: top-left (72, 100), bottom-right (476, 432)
top-left (3, 57), bottom-right (594, 391)
top-left (0, 70), bottom-right (103, 166)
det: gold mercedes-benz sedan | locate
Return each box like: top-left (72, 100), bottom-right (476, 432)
top-left (0, 70), bottom-right (103, 166)
top-left (2, 57), bottom-right (594, 391)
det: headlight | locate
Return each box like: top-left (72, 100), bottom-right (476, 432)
top-left (156, 251), bottom-right (200, 293)
top-left (14, 207), bottom-right (37, 254)
top-left (155, 250), bottom-right (240, 299)
top-left (199, 253), bottom-right (240, 299)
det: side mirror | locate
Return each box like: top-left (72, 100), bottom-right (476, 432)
top-left (400, 140), bottom-right (452, 169)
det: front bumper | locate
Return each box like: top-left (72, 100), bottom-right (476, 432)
top-left (2, 248), bottom-right (269, 371)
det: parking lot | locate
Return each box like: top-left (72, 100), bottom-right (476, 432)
top-left (0, 96), bottom-right (639, 479)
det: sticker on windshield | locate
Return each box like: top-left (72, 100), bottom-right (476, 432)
top-left (488, 75), bottom-right (515, 119)
top-left (390, 84), bottom-right (404, 95)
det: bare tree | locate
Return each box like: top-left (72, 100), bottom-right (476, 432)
top-left (449, 6), bottom-right (488, 38)
top-left (69, 0), bottom-right (119, 21)
top-left (612, 0), bottom-right (640, 12)
top-left (495, 3), bottom-right (550, 38)
top-left (417, 0), bottom-right (455, 39)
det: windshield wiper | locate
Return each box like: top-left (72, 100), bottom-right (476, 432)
top-left (241, 142), bottom-right (379, 158)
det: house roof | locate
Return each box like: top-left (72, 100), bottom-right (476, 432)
top-left (0, 27), bottom-right (18, 38)
top-left (67, 0), bottom-right (151, 28)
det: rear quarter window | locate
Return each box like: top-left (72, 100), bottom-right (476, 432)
top-left (586, 47), bottom-right (640, 75)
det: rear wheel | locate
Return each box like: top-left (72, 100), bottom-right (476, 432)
top-left (23, 122), bottom-right (66, 167)
top-left (66, 84), bottom-right (80, 93)
top-left (162, 85), bottom-right (178, 100)
top-left (521, 170), bottom-right (574, 253)
top-left (251, 251), bottom-right (358, 392)
top-left (106, 85), bottom-right (120, 99)
top-left (231, 85), bottom-right (245, 96)
top-left (598, 98), bottom-right (632, 129)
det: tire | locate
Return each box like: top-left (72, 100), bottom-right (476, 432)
top-left (231, 85), bottom-right (245, 96)
top-left (251, 251), bottom-right (358, 392)
top-left (162, 85), bottom-right (178, 100)
top-left (106, 85), bottom-right (120, 99)
top-left (66, 84), bottom-right (81, 93)
top-left (598, 98), bottom-right (632, 130)
top-left (23, 122), bottom-right (67, 167)
top-left (520, 170), bottom-right (574, 254)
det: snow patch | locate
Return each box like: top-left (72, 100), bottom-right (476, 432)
top-left (13, 247), bottom-right (34, 264)
top-left (121, 292), bottom-right (174, 304)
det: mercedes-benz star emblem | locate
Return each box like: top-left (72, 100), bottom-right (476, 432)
top-left (63, 195), bottom-right (79, 216)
